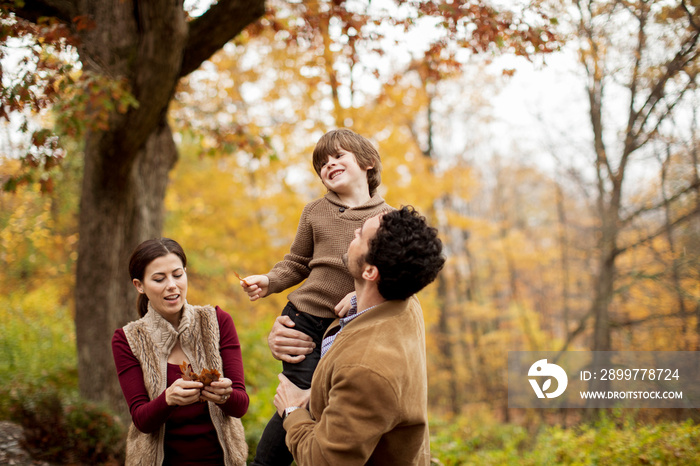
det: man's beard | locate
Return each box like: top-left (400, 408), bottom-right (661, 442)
top-left (342, 252), bottom-right (364, 279)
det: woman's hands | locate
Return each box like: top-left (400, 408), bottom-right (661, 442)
top-left (201, 377), bottom-right (234, 405)
top-left (165, 377), bottom-right (234, 406)
top-left (165, 378), bottom-right (203, 406)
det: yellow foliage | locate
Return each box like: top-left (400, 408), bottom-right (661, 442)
top-left (3, 4), bottom-right (699, 422)
top-left (164, 137), bottom-right (308, 320)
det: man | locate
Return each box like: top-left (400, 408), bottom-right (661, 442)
top-left (273, 206), bottom-right (445, 465)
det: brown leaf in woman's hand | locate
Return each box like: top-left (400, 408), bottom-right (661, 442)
top-left (199, 368), bottom-right (221, 386)
top-left (179, 361), bottom-right (197, 381)
top-left (179, 361), bottom-right (220, 386)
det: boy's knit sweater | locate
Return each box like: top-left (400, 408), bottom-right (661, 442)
top-left (266, 191), bottom-right (393, 318)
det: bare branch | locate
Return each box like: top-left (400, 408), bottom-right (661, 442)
top-left (620, 1), bottom-right (648, 169)
top-left (628, 30), bottom-right (700, 153)
top-left (180, 0), bottom-right (265, 78)
top-left (616, 202), bottom-right (700, 256)
top-left (576, 0), bottom-right (615, 181)
top-left (611, 311), bottom-right (692, 328)
top-left (620, 179), bottom-right (700, 226)
top-left (633, 77), bottom-right (697, 151)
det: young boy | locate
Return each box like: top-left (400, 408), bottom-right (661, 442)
top-left (242, 128), bottom-right (393, 465)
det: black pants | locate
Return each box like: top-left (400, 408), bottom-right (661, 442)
top-left (251, 302), bottom-right (336, 466)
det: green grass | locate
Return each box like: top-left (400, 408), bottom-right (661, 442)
top-left (429, 412), bottom-right (700, 465)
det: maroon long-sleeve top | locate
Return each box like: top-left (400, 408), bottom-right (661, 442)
top-left (112, 306), bottom-right (248, 464)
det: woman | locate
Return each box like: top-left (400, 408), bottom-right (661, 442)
top-left (112, 238), bottom-right (248, 465)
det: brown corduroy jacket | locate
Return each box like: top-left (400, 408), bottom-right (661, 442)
top-left (283, 295), bottom-right (431, 465)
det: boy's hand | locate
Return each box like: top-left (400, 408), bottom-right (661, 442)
top-left (334, 291), bottom-right (356, 317)
top-left (241, 275), bottom-right (270, 301)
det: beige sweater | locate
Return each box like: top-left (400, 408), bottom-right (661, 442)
top-left (283, 295), bottom-right (431, 465)
top-left (266, 191), bottom-right (392, 318)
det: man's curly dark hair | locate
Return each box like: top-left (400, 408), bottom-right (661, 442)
top-left (365, 206), bottom-right (445, 300)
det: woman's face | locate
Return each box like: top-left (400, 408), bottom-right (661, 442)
top-left (133, 253), bottom-right (188, 326)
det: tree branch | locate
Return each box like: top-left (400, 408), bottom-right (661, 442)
top-left (556, 308), bottom-right (594, 357)
top-left (8, 0), bottom-right (76, 24)
top-left (620, 179), bottom-right (700, 226)
top-left (180, 0), bottom-right (265, 78)
top-left (681, 0), bottom-right (700, 32)
top-left (611, 311), bottom-right (691, 328)
top-left (628, 29), bottom-right (700, 153)
top-left (633, 76), bottom-right (698, 152)
top-left (616, 202), bottom-right (700, 257)
top-left (620, 1), bottom-right (648, 170)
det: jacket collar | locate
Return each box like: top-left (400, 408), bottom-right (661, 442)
top-left (324, 295), bottom-right (416, 337)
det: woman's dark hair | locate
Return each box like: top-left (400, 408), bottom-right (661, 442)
top-left (364, 206), bottom-right (445, 300)
top-left (128, 238), bottom-right (187, 317)
top-left (312, 128), bottom-right (382, 196)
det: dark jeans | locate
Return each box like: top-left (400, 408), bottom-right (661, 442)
top-left (251, 302), bottom-right (336, 466)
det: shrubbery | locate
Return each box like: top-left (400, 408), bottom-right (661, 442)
top-left (430, 411), bottom-right (700, 465)
top-left (8, 387), bottom-right (125, 465)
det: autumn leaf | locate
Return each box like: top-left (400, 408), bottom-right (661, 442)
top-left (233, 271), bottom-right (250, 287)
top-left (179, 361), bottom-right (197, 381)
top-left (179, 361), bottom-right (221, 386)
top-left (199, 368), bottom-right (221, 386)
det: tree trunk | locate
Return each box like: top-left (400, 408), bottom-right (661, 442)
top-left (70, 0), bottom-right (188, 415)
top-left (56, 0), bottom-right (265, 415)
top-left (691, 111), bottom-right (700, 351)
top-left (555, 183), bottom-right (571, 337)
top-left (591, 218), bottom-right (616, 354)
top-left (75, 121), bottom-right (179, 415)
top-left (435, 273), bottom-right (459, 415)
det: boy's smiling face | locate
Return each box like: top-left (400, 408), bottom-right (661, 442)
top-left (319, 147), bottom-right (372, 196)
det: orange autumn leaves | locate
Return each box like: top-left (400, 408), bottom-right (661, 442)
top-left (179, 361), bottom-right (221, 385)
top-left (179, 361), bottom-right (221, 401)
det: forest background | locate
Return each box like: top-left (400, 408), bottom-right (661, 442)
top-left (1, 0), bottom-right (700, 464)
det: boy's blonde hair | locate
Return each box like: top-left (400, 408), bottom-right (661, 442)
top-left (312, 128), bottom-right (382, 196)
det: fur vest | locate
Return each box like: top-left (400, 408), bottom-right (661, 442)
top-left (122, 303), bottom-right (247, 465)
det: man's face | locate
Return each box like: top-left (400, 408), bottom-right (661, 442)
top-left (343, 214), bottom-right (382, 279)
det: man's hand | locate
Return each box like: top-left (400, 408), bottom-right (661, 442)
top-left (334, 291), bottom-right (356, 317)
top-left (268, 316), bottom-right (315, 363)
top-left (274, 373), bottom-right (310, 418)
